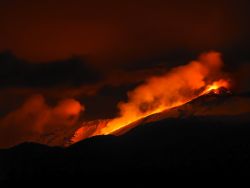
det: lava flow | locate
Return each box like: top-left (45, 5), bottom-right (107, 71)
top-left (72, 51), bottom-right (230, 143)
top-left (100, 79), bottom-right (230, 136)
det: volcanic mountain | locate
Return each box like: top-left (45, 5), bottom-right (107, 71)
top-left (1, 88), bottom-right (250, 180)
top-left (4, 52), bottom-right (232, 149)
top-left (35, 87), bottom-right (234, 146)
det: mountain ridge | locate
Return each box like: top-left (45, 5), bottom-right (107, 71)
top-left (1, 89), bottom-right (250, 179)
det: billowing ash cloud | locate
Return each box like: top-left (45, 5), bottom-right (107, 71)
top-left (101, 52), bottom-right (228, 134)
top-left (0, 95), bottom-right (84, 148)
top-left (71, 52), bottom-right (232, 143)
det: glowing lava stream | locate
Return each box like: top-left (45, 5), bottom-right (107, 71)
top-left (72, 52), bottom-right (231, 143)
top-left (100, 79), bottom-right (230, 135)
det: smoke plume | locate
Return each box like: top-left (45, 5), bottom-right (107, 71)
top-left (101, 51), bottom-right (228, 134)
top-left (0, 95), bottom-right (84, 148)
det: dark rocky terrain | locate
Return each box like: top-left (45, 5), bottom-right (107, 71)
top-left (1, 91), bottom-right (250, 180)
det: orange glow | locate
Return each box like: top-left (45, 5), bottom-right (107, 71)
top-left (100, 79), bottom-right (230, 135)
top-left (72, 52), bottom-right (230, 143)
top-left (202, 79), bottom-right (230, 95)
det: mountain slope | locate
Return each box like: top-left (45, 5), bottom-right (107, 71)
top-left (33, 90), bottom-right (249, 147)
top-left (2, 91), bottom-right (250, 180)
top-left (1, 113), bottom-right (250, 180)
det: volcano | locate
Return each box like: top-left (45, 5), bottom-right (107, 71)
top-left (35, 87), bottom-right (233, 146)
top-left (1, 88), bottom-right (250, 180)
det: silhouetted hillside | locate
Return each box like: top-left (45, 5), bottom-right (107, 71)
top-left (1, 114), bottom-right (250, 180)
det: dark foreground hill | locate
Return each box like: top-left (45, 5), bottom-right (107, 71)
top-left (1, 114), bottom-right (250, 180)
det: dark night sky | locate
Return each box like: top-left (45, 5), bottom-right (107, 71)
top-left (0, 0), bottom-right (249, 64)
top-left (0, 0), bottom-right (250, 147)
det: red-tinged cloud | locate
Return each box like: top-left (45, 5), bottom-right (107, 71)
top-left (0, 95), bottom-right (84, 148)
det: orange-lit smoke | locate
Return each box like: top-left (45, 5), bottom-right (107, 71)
top-left (202, 79), bottom-right (230, 95)
top-left (0, 95), bottom-right (84, 148)
top-left (96, 51), bottom-right (229, 135)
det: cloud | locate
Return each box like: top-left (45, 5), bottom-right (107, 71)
top-left (0, 95), bottom-right (84, 148)
top-left (0, 51), bottom-right (101, 88)
top-left (98, 52), bottom-right (228, 134)
top-left (0, 50), bottom-right (172, 125)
